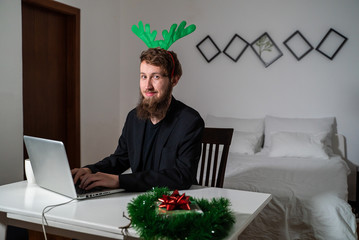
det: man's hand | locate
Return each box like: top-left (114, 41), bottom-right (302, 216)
top-left (71, 168), bottom-right (120, 190)
top-left (71, 167), bottom-right (92, 185)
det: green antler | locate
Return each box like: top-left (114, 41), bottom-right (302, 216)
top-left (132, 21), bottom-right (196, 50)
top-left (131, 21), bottom-right (160, 48)
top-left (160, 21), bottom-right (196, 50)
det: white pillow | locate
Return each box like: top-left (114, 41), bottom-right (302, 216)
top-left (264, 115), bottom-right (335, 151)
top-left (206, 114), bottom-right (264, 133)
top-left (205, 114), bottom-right (264, 154)
top-left (268, 132), bottom-right (329, 159)
top-left (230, 131), bottom-right (263, 155)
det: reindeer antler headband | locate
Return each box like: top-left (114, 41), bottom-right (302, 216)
top-left (131, 21), bottom-right (196, 50)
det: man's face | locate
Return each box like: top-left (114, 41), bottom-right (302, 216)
top-left (140, 61), bottom-right (171, 105)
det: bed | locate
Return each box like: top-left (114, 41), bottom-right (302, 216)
top-left (205, 115), bottom-right (357, 240)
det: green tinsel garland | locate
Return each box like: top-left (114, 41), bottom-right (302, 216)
top-left (127, 187), bottom-right (235, 240)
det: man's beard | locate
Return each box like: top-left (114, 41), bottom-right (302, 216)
top-left (136, 83), bottom-right (172, 121)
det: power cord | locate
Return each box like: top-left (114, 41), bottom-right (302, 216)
top-left (41, 198), bottom-right (77, 240)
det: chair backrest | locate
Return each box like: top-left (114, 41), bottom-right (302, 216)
top-left (198, 127), bottom-right (234, 188)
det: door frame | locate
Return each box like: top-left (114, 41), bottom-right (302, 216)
top-left (22, 0), bottom-right (81, 168)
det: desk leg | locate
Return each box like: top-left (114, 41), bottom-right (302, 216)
top-left (0, 212), bottom-right (7, 240)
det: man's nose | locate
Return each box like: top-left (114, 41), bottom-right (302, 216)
top-left (146, 78), bottom-right (154, 89)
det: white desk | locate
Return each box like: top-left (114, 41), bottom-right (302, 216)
top-left (0, 181), bottom-right (271, 240)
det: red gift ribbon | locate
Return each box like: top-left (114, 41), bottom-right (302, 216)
top-left (158, 190), bottom-right (191, 211)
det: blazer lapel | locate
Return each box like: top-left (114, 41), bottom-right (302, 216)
top-left (132, 118), bottom-right (146, 171)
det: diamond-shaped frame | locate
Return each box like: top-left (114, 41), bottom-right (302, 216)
top-left (196, 35), bottom-right (221, 63)
top-left (250, 32), bottom-right (283, 68)
top-left (283, 30), bottom-right (313, 61)
top-left (223, 34), bottom-right (249, 62)
top-left (315, 28), bottom-right (348, 60)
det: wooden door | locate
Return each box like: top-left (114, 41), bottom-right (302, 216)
top-left (22, 0), bottom-right (80, 169)
top-left (22, 0), bottom-right (80, 239)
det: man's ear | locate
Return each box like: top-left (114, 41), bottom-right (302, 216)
top-left (172, 76), bottom-right (180, 87)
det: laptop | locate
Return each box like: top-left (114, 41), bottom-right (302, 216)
top-left (24, 135), bottom-right (124, 199)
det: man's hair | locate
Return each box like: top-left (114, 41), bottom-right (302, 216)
top-left (140, 48), bottom-right (182, 79)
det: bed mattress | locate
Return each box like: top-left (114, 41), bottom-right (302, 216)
top-left (223, 151), bottom-right (357, 239)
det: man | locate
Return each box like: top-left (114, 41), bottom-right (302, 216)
top-left (72, 48), bottom-right (204, 192)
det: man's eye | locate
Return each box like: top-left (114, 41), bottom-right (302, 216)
top-left (140, 75), bottom-right (147, 79)
top-left (153, 75), bottom-right (160, 80)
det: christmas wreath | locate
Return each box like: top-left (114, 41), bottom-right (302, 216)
top-left (127, 187), bottom-right (235, 240)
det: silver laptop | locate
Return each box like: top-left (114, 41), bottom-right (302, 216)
top-left (24, 135), bottom-right (124, 199)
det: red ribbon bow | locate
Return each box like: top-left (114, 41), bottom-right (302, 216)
top-left (158, 190), bottom-right (191, 211)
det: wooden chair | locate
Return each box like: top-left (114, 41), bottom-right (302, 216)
top-left (198, 127), bottom-right (234, 188)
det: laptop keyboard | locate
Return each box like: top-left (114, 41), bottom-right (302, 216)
top-left (75, 183), bottom-right (104, 195)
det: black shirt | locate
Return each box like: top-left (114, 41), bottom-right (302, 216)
top-left (141, 119), bottom-right (162, 170)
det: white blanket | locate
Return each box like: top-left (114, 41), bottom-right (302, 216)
top-left (223, 151), bottom-right (357, 240)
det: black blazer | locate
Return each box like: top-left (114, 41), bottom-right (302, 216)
top-left (86, 97), bottom-right (204, 191)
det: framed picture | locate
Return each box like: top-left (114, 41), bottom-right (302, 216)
top-left (196, 35), bottom-right (221, 63)
top-left (223, 34), bottom-right (249, 62)
top-left (283, 30), bottom-right (313, 61)
top-left (316, 28), bottom-right (348, 60)
top-left (250, 32), bottom-right (283, 67)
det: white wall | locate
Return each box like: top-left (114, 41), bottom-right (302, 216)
top-left (1, 0), bottom-right (358, 199)
top-left (118, 0), bottom-right (359, 199)
top-left (0, 0), bottom-right (23, 185)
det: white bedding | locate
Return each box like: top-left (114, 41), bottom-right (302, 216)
top-left (223, 151), bottom-right (357, 240)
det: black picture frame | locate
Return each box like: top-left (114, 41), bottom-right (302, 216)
top-left (196, 35), bottom-right (221, 63)
top-left (223, 34), bottom-right (249, 62)
top-left (315, 28), bottom-right (348, 60)
top-left (283, 30), bottom-right (313, 61)
top-left (250, 32), bottom-right (283, 68)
